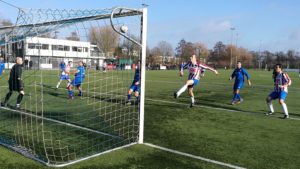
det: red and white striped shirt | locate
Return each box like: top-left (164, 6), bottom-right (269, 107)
top-left (274, 73), bottom-right (292, 93)
top-left (180, 61), bottom-right (216, 80)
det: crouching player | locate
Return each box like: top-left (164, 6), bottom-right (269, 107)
top-left (67, 61), bottom-right (85, 99)
top-left (126, 61), bottom-right (140, 105)
top-left (229, 61), bottom-right (251, 105)
top-left (266, 64), bottom-right (291, 119)
top-left (174, 54), bottom-right (218, 107)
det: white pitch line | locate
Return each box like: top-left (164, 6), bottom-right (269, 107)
top-left (144, 143), bottom-right (246, 169)
top-left (146, 98), bottom-right (300, 121)
top-left (0, 106), bottom-right (121, 138)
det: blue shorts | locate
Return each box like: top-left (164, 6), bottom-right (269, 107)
top-left (130, 85), bottom-right (139, 92)
top-left (188, 79), bottom-right (200, 88)
top-left (71, 78), bottom-right (83, 87)
top-left (269, 91), bottom-right (288, 100)
top-left (233, 82), bottom-right (244, 90)
top-left (60, 75), bottom-right (70, 80)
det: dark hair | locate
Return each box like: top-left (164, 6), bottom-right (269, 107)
top-left (275, 63), bottom-right (282, 69)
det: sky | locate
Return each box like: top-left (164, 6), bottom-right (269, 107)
top-left (1, 0), bottom-right (300, 52)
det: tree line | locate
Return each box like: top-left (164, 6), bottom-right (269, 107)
top-left (148, 39), bottom-right (300, 69)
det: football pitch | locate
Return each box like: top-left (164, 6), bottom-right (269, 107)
top-left (0, 69), bottom-right (300, 169)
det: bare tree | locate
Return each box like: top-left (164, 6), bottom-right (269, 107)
top-left (157, 41), bottom-right (173, 57)
top-left (66, 31), bottom-right (80, 41)
top-left (0, 19), bottom-right (13, 26)
top-left (89, 26), bottom-right (119, 56)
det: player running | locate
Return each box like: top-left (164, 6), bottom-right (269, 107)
top-left (67, 61), bottom-right (85, 99)
top-left (126, 60), bottom-right (140, 105)
top-left (56, 61), bottom-right (71, 89)
top-left (229, 61), bottom-right (251, 105)
top-left (0, 57), bottom-right (5, 77)
top-left (266, 64), bottom-right (291, 119)
top-left (174, 54), bottom-right (218, 107)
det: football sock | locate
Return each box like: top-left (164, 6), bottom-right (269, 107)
top-left (177, 84), bottom-right (188, 97)
top-left (281, 103), bottom-right (289, 116)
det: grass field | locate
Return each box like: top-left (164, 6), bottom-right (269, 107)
top-left (0, 69), bottom-right (300, 169)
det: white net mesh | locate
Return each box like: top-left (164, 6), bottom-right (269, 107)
top-left (0, 7), bottom-right (146, 166)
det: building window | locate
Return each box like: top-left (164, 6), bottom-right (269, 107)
top-left (72, 46), bottom-right (78, 52)
top-left (84, 47), bottom-right (88, 52)
top-left (28, 43), bottom-right (35, 49)
top-left (64, 46), bottom-right (70, 51)
top-left (42, 44), bottom-right (49, 50)
top-left (52, 45), bottom-right (58, 50)
top-left (77, 47), bottom-right (82, 52)
top-left (58, 45), bottom-right (64, 51)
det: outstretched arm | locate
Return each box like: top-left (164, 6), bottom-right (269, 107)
top-left (199, 63), bottom-right (218, 75)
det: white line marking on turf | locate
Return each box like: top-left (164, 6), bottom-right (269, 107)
top-left (146, 98), bottom-right (300, 121)
top-left (144, 143), bottom-right (246, 169)
top-left (0, 106), bottom-right (121, 138)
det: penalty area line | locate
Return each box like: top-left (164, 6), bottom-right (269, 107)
top-left (146, 98), bottom-right (300, 121)
top-left (144, 143), bottom-right (246, 169)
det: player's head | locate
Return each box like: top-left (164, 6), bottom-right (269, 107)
top-left (16, 57), bottom-right (23, 65)
top-left (78, 61), bottom-right (83, 66)
top-left (190, 54), bottom-right (197, 63)
top-left (274, 64), bottom-right (282, 73)
top-left (68, 61), bottom-right (72, 65)
top-left (237, 61), bottom-right (242, 69)
top-left (0, 57), bottom-right (3, 62)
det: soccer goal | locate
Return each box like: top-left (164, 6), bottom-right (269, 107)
top-left (0, 6), bottom-right (147, 167)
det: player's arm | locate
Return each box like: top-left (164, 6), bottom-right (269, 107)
top-left (180, 62), bottom-right (189, 77)
top-left (229, 70), bottom-right (235, 80)
top-left (243, 68), bottom-right (251, 86)
top-left (280, 73), bottom-right (292, 88)
top-left (199, 63), bottom-right (218, 75)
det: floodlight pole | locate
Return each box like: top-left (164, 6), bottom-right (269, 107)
top-left (138, 7), bottom-right (147, 144)
top-left (230, 27), bottom-right (235, 69)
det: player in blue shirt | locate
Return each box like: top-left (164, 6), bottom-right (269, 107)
top-left (126, 61), bottom-right (140, 105)
top-left (229, 61), bottom-right (251, 105)
top-left (67, 61), bottom-right (85, 99)
top-left (0, 57), bottom-right (5, 76)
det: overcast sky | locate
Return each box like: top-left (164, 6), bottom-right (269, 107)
top-left (1, 0), bottom-right (300, 52)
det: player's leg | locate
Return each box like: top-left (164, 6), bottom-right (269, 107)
top-left (134, 91), bottom-right (140, 102)
top-left (56, 79), bottom-right (62, 89)
top-left (67, 80), bottom-right (75, 99)
top-left (188, 87), bottom-right (195, 107)
top-left (76, 85), bottom-right (83, 96)
top-left (279, 91), bottom-right (289, 119)
top-left (174, 80), bottom-right (194, 98)
top-left (1, 90), bottom-right (13, 107)
top-left (126, 88), bottom-right (133, 104)
top-left (266, 91), bottom-right (277, 115)
top-left (16, 90), bottom-right (24, 109)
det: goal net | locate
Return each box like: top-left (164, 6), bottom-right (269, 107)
top-left (0, 6), bottom-right (147, 167)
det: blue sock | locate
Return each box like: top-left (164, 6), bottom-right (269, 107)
top-left (236, 94), bottom-right (241, 100)
top-left (68, 90), bottom-right (73, 97)
top-left (127, 94), bottom-right (131, 101)
top-left (232, 94), bottom-right (237, 101)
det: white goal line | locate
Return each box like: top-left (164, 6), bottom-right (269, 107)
top-left (144, 143), bottom-right (246, 169)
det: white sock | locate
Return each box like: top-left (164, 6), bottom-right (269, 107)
top-left (281, 103), bottom-right (289, 116)
top-left (191, 97), bottom-right (195, 104)
top-left (56, 81), bottom-right (61, 88)
top-left (177, 84), bottom-right (188, 97)
top-left (267, 102), bottom-right (274, 113)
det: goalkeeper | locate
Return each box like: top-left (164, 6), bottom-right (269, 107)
top-left (1, 57), bottom-right (25, 109)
